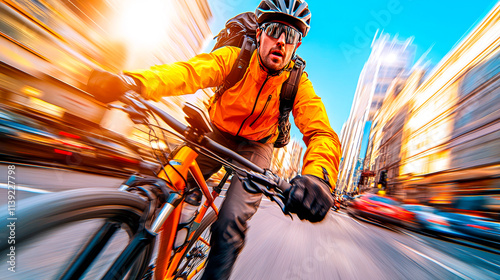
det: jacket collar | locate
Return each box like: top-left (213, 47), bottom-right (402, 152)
top-left (249, 50), bottom-right (294, 84)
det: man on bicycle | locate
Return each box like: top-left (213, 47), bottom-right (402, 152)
top-left (88, 0), bottom-right (341, 279)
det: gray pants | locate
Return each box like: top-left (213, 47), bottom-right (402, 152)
top-left (194, 127), bottom-right (274, 280)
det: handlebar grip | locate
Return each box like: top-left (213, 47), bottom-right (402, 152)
top-left (275, 177), bottom-right (291, 194)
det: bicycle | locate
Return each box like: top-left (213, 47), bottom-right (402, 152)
top-left (0, 91), bottom-right (292, 280)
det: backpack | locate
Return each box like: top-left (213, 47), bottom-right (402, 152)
top-left (211, 12), bottom-right (306, 148)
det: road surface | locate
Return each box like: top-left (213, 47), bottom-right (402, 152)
top-left (0, 163), bottom-right (499, 280)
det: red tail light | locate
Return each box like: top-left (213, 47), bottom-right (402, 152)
top-left (429, 219), bottom-right (449, 226)
top-left (110, 155), bottom-right (139, 164)
top-left (59, 131), bottom-right (81, 139)
top-left (59, 140), bottom-right (94, 150)
top-left (467, 224), bottom-right (490, 230)
top-left (54, 149), bottom-right (72, 156)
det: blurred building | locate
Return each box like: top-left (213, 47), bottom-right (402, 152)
top-left (0, 0), bottom-right (107, 124)
top-left (337, 33), bottom-right (416, 194)
top-left (364, 3), bottom-right (500, 207)
top-left (0, 0), bottom-right (305, 179)
top-left (365, 67), bottom-right (428, 197)
top-left (270, 139), bottom-right (303, 180)
top-left (0, 0), bottom-right (213, 150)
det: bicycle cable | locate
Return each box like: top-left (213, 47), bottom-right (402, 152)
top-left (121, 101), bottom-right (189, 189)
top-left (151, 112), bottom-right (173, 154)
top-left (162, 126), bottom-right (258, 179)
top-left (133, 116), bottom-right (173, 184)
top-left (145, 121), bottom-right (189, 189)
top-left (147, 127), bottom-right (168, 179)
top-left (145, 123), bottom-right (258, 178)
top-left (137, 110), bottom-right (271, 191)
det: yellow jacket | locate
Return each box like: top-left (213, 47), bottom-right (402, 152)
top-left (125, 46), bottom-right (341, 186)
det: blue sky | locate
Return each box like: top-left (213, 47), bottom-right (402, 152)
top-left (204, 0), bottom-right (498, 140)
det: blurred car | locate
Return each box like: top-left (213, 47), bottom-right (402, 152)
top-left (345, 194), bottom-right (364, 209)
top-left (331, 195), bottom-right (341, 211)
top-left (347, 193), bottom-right (417, 228)
top-left (401, 204), bottom-right (465, 237)
top-left (85, 135), bottom-right (157, 173)
top-left (339, 194), bottom-right (354, 209)
top-left (451, 195), bottom-right (500, 217)
top-left (0, 108), bottom-right (158, 175)
top-left (445, 213), bottom-right (500, 245)
top-left (442, 195), bottom-right (500, 245)
top-left (0, 109), bottom-right (97, 165)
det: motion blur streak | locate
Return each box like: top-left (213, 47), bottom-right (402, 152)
top-left (336, 5), bottom-right (499, 258)
top-left (0, 1), bottom-right (499, 279)
top-left (397, 243), bottom-right (470, 279)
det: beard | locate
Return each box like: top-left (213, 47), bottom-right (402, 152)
top-left (259, 47), bottom-right (292, 73)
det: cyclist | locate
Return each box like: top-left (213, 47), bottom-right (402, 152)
top-left (87, 0), bottom-right (341, 278)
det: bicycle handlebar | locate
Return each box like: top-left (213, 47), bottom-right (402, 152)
top-left (119, 93), bottom-right (291, 210)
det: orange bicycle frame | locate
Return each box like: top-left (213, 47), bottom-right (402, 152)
top-left (153, 144), bottom-right (220, 280)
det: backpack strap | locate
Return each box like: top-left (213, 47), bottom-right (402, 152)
top-left (273, 55), bottom-right (305, 148)
top-left (279, 55), bottom-right (305, 119)
top-left (212, 36), bottom-right (256, 104)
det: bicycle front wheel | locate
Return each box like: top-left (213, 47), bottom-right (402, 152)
top-left (0, 188), bottom-right (151, 280)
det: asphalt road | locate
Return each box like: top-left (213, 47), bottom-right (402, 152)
top-left (232, 201), bottom-right (500, 280)
top-left (0, 163), bottom-right (499, 280)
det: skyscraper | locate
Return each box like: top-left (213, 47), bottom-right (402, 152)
top-left (338, 32), bottom-right (416, 193)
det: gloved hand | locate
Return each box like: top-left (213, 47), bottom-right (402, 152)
top-left (285, 174), bottom-right (334, 222)
top-left (87, 69), bottom-right (141, 103)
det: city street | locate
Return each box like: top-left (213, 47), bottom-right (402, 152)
top-left (0, 164), bottom-right (499, 280)
top-left (0, 1), bottom-right (499, 280)
top-left (234, 200), bottom-right (500, 280)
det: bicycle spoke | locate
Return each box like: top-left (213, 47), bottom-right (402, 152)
top-left (198, 236), bottom-right (210, 246)
top-left (187, 233), bottom-right (211, 276)
top-left (188, 259), bottom-right (207, 280)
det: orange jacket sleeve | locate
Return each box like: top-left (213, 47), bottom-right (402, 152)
top-left (123, 47), bottom-right (239, 101)
top-left (293, 73), bottom-right (342, 188)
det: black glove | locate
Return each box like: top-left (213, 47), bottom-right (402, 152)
top-left (286, 174), bottom-right (334, 222)
top-left (87, 69), bottom-right (141, 103)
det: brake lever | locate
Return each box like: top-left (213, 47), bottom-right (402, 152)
top-left (240, 172), bottom-right (292, 219)
top-left (126, 92), bottom-right (148, 111)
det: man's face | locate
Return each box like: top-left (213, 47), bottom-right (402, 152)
top-left (257, 23), bottom-right (302, 72)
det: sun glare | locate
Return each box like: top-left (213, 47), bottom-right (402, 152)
top-left (116, 0), bottom-right (173, 46)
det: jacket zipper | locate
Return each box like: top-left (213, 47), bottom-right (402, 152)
top-left (236, 75), bottom-right (270, 136)
top-left (250, 94), bottom-right (272, 128)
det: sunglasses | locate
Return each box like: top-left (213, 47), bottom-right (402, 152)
top-left (260, 22), bottom-right (302, 45)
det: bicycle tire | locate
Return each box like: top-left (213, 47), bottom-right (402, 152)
top-left (0, 188), bottom-right (152, 280)
top-left (173, 210), bottom-right (217, 280)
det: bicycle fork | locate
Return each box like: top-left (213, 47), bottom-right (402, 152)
top-left (101, 192), bottom-right (183, 280)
